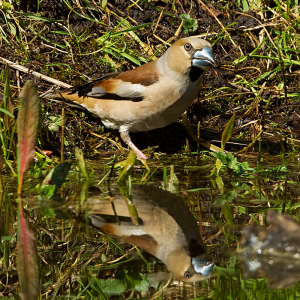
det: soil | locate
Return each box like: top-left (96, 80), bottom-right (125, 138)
top-left (0, 0), bottom-right (299, 158)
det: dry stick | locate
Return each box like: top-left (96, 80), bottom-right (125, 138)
top-left (230, 11), bottom-right (288, 106)
top-left (150, 272), bottom-right (173, 300)
top-left (229, 10), bottom-right (277, 49)
top-left (263, 131), bottom-right (300, 146)
top-left (204, 227), bottom-right (223, 242)
top-left (182, 112), bottom-right (223, 153)
top-left (153, 3), bottom-right (168, 34)
top-left (90, 132), bottom-right (126, 153)
top-left (244, 82), bottom-right (267, 117)
top-left (237, 22), bottom-right (278, 32)
top-left (197, 0), bottom-right (244, 56)
top-left (0, 57), bottom-right (72, 89)
top-left (107, 3), bottom-right (138, 25)
top-left (238, 130), bottom-right (263, 156)
top-left (16, 60), bottom-right (21, 92)
top-left (128, 0), bottom-right (143, 11)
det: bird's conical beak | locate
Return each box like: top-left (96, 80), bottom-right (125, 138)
top-left (192, 47), bottom-right (215, 69)
top-left (192, 257), bottom-right (214, 276)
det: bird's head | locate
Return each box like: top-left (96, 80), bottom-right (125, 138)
top-left (165, 248), bottom-right (214, 282)
top-left (162, 36), bottom-right (215, 82)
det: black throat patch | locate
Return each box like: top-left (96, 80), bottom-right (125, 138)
top-left (189, 66), bottom-right (204, 82)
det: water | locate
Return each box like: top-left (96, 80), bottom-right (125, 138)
top-left (1, 155), bottom-right (300, 299)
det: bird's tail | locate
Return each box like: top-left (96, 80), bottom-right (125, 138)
top-left (89, 215), bottom-right (106, 229)
top-left (43, 90), bottom-right (89, 107)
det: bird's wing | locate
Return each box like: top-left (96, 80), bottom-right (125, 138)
top-left (68, 61), bottom-right (159, 101)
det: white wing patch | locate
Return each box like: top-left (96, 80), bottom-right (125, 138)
top-left (112, 81), bottom-right (146, 98)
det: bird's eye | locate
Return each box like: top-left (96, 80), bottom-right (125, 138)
top-left (184, 43), bottom-right (192, 51)
top-left (184, 271), bottom-right (191, 279)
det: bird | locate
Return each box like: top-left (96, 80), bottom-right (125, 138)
top-left (86, 184), bottom-right (214, 282)
top-left (54, 36), bottom-right (215, 159)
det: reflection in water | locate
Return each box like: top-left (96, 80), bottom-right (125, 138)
top-left (238, 210), bottom-right (300, 289)
top-left (85, 184), bottom-right (214, 282)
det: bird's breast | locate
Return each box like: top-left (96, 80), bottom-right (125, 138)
top-left (125, 77), bottom-right (201, 132)
top-left (75, 76), bottom-right (202, 133)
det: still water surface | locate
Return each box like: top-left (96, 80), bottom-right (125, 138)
top-left (2, 155), bottom-right (300, 298)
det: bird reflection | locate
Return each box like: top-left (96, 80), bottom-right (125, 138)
top-left (85, 185), bottom-right (214, 282)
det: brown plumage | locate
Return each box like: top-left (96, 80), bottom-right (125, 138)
top-left (86, 185), bottom-right (214, 281)
top-left (54, 36), bottom-right (215, 159)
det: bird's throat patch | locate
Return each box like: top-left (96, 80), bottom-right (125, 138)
top-left (189, 66), bottom-right (204, 82)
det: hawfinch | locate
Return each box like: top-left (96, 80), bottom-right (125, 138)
top-left (56, 37), bottom-right (215, 159)
top-left (87, 185), bottom-right (214, 282)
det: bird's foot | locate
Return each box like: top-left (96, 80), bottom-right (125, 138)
top-left (134, 149), bottom-right (148, 160)
top-left (120, 131), bottom-right (148, 160)
top-left (128, 141), bottom-right (148, 160)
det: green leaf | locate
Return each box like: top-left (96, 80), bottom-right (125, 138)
top-left (47, 115), bottom-right (62, 132)
top-left (0, 108), bottom-right (14, 118)
top-left (240, 0), bottom-right (249, 12)
top-left (49, 31), bottom-right (70, 35)
top-left (216, 158), bottom-right (222, 176)
top-left (17, 81), bottom-right (40, 195)
top-left (180, 13), bottom-right (191, 20)
top-left (98, 279), bottom-right (126, 295)
top-left (117, 150), bottom-right (136, 183)
top-left (180, 14), bottom-right (198, 33)
top-left (101, 0), bottom-right (108, 9)
top-left (221, 114), bottom-right (236, 151)
top-left (15, 11), bottom-right (62, 22)
top-left (75, 147), bottom-right (90, 180)
top-left (119, 51), bottom-right (141, 66)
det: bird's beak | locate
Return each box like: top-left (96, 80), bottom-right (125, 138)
top-left (192, 257), bottom-right (214, 276)
top-left (192, 47), bottom-right (215, 70)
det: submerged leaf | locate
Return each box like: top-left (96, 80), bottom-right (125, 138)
top-left (17, 210), bottom-right (40, 300)
top-left (75, 147), bottom-right (89, 180)
top-left (40, 161), bottom-right (72, 197)
top-left (117, 150), bottom-right (136, 183)
top-left (118, 182), bottom-right (139, 226)
top-left (222, 201), bottom-right (235, 226)
top-left (166, 165), bottom-right (179, 194)
top-left (17, 81), bottom-right (40, 195)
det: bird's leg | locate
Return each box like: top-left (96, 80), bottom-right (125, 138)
top-left (120, 131), bottom-right (148, 160)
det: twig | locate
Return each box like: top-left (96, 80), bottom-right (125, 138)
top-left (90, 132), bottom-right (126, 153)
top-left (16, 60), bottom-right (20, 92)
top-left (182, 112), bottom-right (223, 153)
top-left (0, 56), bottom-right (72, 89)
top-left (127, 0), bottom-right (143, 11)
top-left (150, 272), bottom-right (173, 300)
top-left (197, 0), bottom-right (244, 56)
top-left (229, 10), bottom-right (277, 49)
